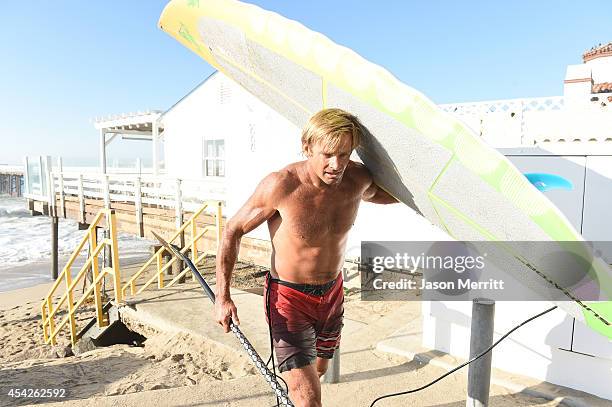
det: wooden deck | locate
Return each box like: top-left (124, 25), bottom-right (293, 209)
top-left (27, 194), bottom-right (272, 268)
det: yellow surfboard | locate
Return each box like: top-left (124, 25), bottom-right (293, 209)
top-left (159, 0), bottom-right (611, 338)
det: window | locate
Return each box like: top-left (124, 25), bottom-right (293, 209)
top-left (203, 139), bottom-right (225, 177)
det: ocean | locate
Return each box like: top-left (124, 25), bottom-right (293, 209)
top-left (0, 196), bottom-right (156, 292)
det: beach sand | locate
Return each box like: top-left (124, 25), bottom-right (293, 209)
top-left (0, 265), bottom-right (606, 407)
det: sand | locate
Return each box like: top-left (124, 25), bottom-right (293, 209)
top-left (0, 268), bottom-right (608, 407)
top-left (0, 303), bottom-right (257, 406)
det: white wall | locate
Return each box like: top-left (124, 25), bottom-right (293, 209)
top-left (524, 110), bottom-right (612, 143)
top-left (224, 93), bottom-right (303, 241)
top-left (422, 300), bottom-right (612, 398)
top-left (449, 107), bottom-right (612, 146)
top-left (564, 81), bottom-right (593, 108)
top-left (564, 63), bottom-right (593, 109)
top-left (583, 156), bottom-right (612, 241)
top-left (481, 112), bottom-right (523, 147)
top-left (423, 149), bottom-right (612, 400)
top-left (443, 95), bottom-right (612, 146)
top-left (162, 72), bottom-right (303, 238)
top-left (588, 55), bottom-right (612, 84)
top-left (163, 76), bottom-right (218, 179)
top-left (162, 71), bottom-right (612, 399)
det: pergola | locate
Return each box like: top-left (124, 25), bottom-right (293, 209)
top-left (93, 110), bottom-right (164, 175)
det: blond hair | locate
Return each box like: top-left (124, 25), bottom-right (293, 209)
top-left (301, 108), bottom-right (363, 154)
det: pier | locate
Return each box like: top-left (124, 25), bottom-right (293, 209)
top-left (0, 166), bottom-right (24, 197)
top-left (21, 157), bottom-right (272, 267)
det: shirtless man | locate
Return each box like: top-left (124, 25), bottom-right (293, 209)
top-left (214, 108), bottom-right (398, 407)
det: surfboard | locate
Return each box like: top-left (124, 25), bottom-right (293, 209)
top-left (158, 0), bottom-right (611, 338)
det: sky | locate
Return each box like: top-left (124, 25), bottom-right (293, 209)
top-left (0, 0), bottom-right (610, 166)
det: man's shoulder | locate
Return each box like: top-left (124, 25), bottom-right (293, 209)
top-left (272, 162), bottom-right (302, 184)
top-left (259, 163), bottom-right (301, 193)
top-left (346, 161), bottom-right (373, 185)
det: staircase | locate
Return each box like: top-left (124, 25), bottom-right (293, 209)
top-left (40, 201), bottom-right (223, 347)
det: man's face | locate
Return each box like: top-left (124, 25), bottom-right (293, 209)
top-left (306, 133), bottom-right (353, 185)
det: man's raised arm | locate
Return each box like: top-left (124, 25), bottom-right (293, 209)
top-left (214, 172), bottom-right (282, 333)
top-left (359, 165), bottom-right (398, 204)
top-left (363, 181), bottom-right (398, 204)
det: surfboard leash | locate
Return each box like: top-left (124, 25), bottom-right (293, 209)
top-left (369, 305), bottom-right (558, 406)
top-left (151, 232), bottom-right (294, 407)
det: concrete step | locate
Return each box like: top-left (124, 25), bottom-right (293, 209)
top-left (76, 301), bottom-right (116, 342)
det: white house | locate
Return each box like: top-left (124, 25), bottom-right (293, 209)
top-left (159, 71), bottom-right (447, 248)
top-left (156, 44), bottom-right (612, 399)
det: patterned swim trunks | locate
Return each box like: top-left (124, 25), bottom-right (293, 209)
top-left (264, 273), bottom-right (344, 373)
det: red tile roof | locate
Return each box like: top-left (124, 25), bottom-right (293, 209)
top-left (583, 42), bottom-right (612, 62)
top-left (592, 82), bottom-right (612, 93)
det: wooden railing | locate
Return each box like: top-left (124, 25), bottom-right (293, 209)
top-left (22, 158), bottom-right (226, 223)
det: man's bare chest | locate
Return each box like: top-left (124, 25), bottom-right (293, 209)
top-left (277, 186), bottom-right (362, 239)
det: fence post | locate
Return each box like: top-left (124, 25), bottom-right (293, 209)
top-left (58, 157), bottom-right (65, 218)
top-left (47, 295), bottom-right (56, 345)
top-left (191, 216), bottom-right (198, 266)
top-left (466, 299), bottom-right (495, 407)
top-left (65, 264), bottom-right (77, 345)
top-left (135, 176), bottom-right (143, 237)
top-left (103, 174), bottom-right (110, 209)
top-left (38, 155), bottom-right (44, 197)
top-left (108, 210), bottom-right (123, 304)
top-left (216, 201), bottom-right (223, 247)
top-left (323, 348), bottom-right (340, 383)
top-left (23, 156), bottom-right (30, 196)
top-left (78, 174), bottom-right (85, 223)
top-left (89, 227), bottom-right (106, 327)
top-left (157, 250), bottom-right (165, 288)
top-left (175, 179), bottom-right (186, 282)
top-left (51, 216), bottom-right (58, 280)
top-left (47, 156), bottom-right (56, 216)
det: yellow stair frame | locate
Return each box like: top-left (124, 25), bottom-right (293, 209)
top-left (122, 201), bottom-right (223, 297)
top-left (41, 208), bottom-right (122, 346)
top-left (41, 201), bottom-right (223, 346)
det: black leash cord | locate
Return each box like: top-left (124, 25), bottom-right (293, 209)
top-left (369, 305), bottom-right (558, 407)
top-left (266, 272), bottom-right (290, 406)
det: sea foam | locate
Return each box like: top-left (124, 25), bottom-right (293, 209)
top-left (0, 196), bottom-right (155, 291)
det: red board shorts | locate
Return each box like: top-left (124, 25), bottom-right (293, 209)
top-left (264, 273), bottom-right (344, 373)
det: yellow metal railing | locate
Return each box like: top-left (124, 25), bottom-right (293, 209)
top-left (122, 201), bottom-right (223, 298)
top-left (41, 209), bottom-right (121, 346)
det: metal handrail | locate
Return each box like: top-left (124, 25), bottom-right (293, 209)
top-left (40, 202), bottom-right (223, 347)
top-left (122, 201), bottom-right (223, 297)
top-left (41, 208), bottom-right (121, 346)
